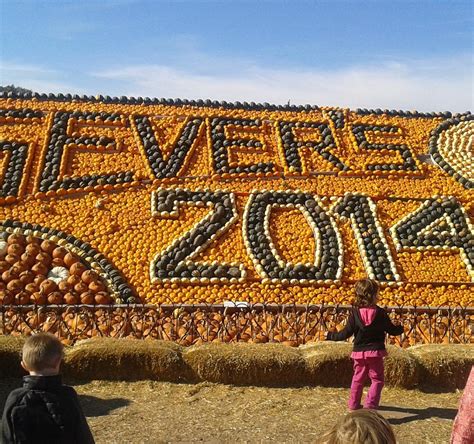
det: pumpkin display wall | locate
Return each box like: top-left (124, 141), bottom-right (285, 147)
top-left (0, 92), bottom-right (472, 308)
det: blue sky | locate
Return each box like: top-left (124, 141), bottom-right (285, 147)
top-left (1, 0), bottom-right (472, 111)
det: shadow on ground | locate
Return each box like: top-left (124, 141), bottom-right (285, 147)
top-left (79, 395), bottom-right (131, 417)
top-left (0, 377), bottom-right (130, 419)
top-left (379, 405), bottom-right (457, 425)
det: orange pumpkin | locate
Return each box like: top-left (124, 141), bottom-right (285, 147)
top-left (58, 280), bottom-right (72, 292)
top-left (80, 291), bottom-right (95, 305)
top-left (95, 292), bottom-right (111, 305)
top-left (25, 282), bottom-right (38, 293)
top-left (25, 244), bottom-right (42, 256)
top-left (47, 292), bottom-right (63, 304)
top-left (51, 257), bottom-right (65, 267)
top-left (39, 279), bottom-right (58, 295)
top-left (7, 279), bottom-right (22, 292)
top-left (52, 247), bottom-right (68, 259)
top-left (7, 243), bottom-right (24, 256)
top-left (15, 291), bottom-right (30, 305)
top-left (0, 290), bottom-right (14, 305)
top-left (20, 252), bottom-right (36, 266)
top-left (19, 271), bottom-right (35, 285)
top-left (32, 262), bottom-right (49, 276)
top-left (5, 254), bottom-right (20, 265)
top-left (81, 270), bottom-right (98, 284)
top-left (30, 292), bottom-right (47, 305)
top-left (35, 252), bottom-right (52, 266)
top-left (74, 282), bottom-right (89, 294)
top-left (2, 269), bottom-right (16, 282)
top-left (33, 275), bottom-right (46, 285)
top-left (25, 236), bottom-right (41, 247)
top-left (40, 240), bottom-right (56, 254)
top-left (67, 274), bottom-right (81, 287)
top-left (70, 262), bottom-right (87, 276)
top-left (64, 292), bottom-right (79, 305)
top-left (7, 234), bottom-right (25, 246)
top-left (0, 261), bottom-right (10, 274)
top-left (12, 262), bottom-right (27, 274)
top-left (89, 280), bottom-right (105, 293)
top-left (63, 253), bottom-right (77, 268)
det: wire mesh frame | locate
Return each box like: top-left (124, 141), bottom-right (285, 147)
top-left (0, 303), bottom-right (473, 346)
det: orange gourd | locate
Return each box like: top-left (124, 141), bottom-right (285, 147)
top-left (32, 262), bottom-right (49, 276)
top-left (95, 292), bottom-right (111, 304)
top-left (15, 292), bottom-right (30, 305)
top-left (7, 279), bottom-right (23, 292)
top-left (0, 290), bottom-right (14, 305)
top-left (19, 271), bottom-right (35, 285)
top-left (63, 253), bottom-right (77, 268)
top-left (39, 279), bottom-right (58, 295)
top-left (47, 292), bottom-right (63, 304)
top-left (80, 291), bottom-right (95, 305)
top-left (81, 270), bottom-right (98, 284)
top-left (70, 262), bottom-right (87, 277)
top-left (89, 280), bottom-right (105, 293)
top-left (7, 234), bottom-right (25, 246)
top-left (64, 292), bottom-right (79, 305)
top-left (30, 292), bottom-right (47, 305)
top-left (40, 240), bottom-right (56, 254)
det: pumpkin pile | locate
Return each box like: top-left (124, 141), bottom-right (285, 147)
top-left (0, 91), bottom-right (472, 310)
top-left (0, 230), bottom-right (113, 305)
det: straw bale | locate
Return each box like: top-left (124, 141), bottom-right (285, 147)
top-left (301, 342), bottom-right (353, 386)
top-left (0, 335), bottom-right (25, 378)
top-left (408, 344), bottom-right (474, 391)
top-left (63, 338), bottom-right (185, 382)
top-left (384, 345), bottom-right (419, 388)
top-left (301, 343), bottom-right (418, 388)
top-left (183, 342), bottom-right (306, 386)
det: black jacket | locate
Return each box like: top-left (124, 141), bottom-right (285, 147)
top-left (1, 375), bottom-right (94, 444)
top-left (326, 306), bottom-right (403, 352)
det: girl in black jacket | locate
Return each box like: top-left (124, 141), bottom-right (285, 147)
top-left (326, 279), bottom-right (403, 410)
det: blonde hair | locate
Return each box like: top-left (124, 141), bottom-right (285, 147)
top-left (354, 279), bottom-right (379, 307)
top-left (22, 333), bottom-right (63, 372)
top-left (318, 410), bottom-right (396, 444)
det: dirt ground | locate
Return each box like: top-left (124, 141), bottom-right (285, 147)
top-left (0, 378), bottom-right (462, 443)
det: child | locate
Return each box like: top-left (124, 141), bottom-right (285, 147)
top-left (326, 279), bottom-right (403, 410)
top-left (318, 409), bottom-right (396, 444)
top-left (450, 365), bottom-right (473, 444)
top-left (1, 332), bottom-right (94, 444)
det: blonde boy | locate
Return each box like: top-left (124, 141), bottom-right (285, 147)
top-left (1, 333), bottom-right (94, 444)
top-left (318, 409), bottom-right (396, 444)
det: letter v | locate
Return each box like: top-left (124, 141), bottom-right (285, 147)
top-left (132, 115), bottom-right (203, 179)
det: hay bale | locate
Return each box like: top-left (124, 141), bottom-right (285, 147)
top-left (64, 338), bottom-right (185, 382)
top-left (384, 345), bottom-right (418, 388)
top-left (301, 342), bottom-right (353, 387)
top-left (302, 343), bottom-right (418, 388)
top-left (409, 344), bottom-right (474, 391)
top-left (183, 343), bottom-right (306, 386)
top-left (0, 335), bottom-right (25, 378)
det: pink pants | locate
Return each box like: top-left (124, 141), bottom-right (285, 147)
top-left (451, 366), bottom-right (474, 444)
top-left (349, 356), bottom-right (385, 410)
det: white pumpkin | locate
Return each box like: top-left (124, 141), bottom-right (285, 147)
top-left (47, 266), bottom-right (69, 283)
